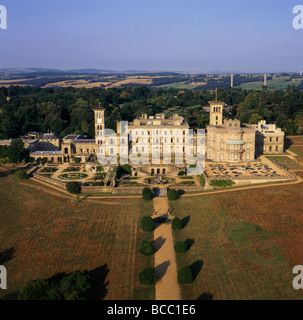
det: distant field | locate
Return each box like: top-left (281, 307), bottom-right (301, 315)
top-left (238, 76), bottom-right (299, 90)
top-left (0, 167), bottom-right (154, 300)
top-left (170, 172), bottom-right (303, 300)
top-left (157, 82), bottom-right (202, 89)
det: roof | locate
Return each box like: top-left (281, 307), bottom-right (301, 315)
top-left (63, 134), bottom-right (80, 140)
top-left (74, 139), bottom-right (96, 144)
top-left (31, 151), bottom-right (62, 155)
top-left (42, 133), bottom-right (61, 140)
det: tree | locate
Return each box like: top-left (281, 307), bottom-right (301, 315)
top-left (177, 266), bottom-right (193, 284)
top-left (66, 181), bottom-right (81, 194)
top-left (248, 113), bottom-right (262, 124)
top-left (172, 217), bottom-right (183, 230)
top-left (167, 189), bottom-right (178, 200)
top-left (138, 267), bottom-right (157, 286)
top-left (13, 169), bottom-right (27, 180)
top-left (140, 216), bottom-right (154, 232)
top-left (59, 271), bottom-right (91, 300)
top-left (18, 279), bottom-right (61, 300)
top-left (142, 187), bottom-right (153, 200)
top-left (7, 138), bottom-right (29, 163)
top-left (174, 241), bottom-right (189, 253)
top-left (139, 240), bottom-right (155, 256)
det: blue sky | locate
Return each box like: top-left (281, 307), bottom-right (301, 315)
top-left (0, 0), bottom-right (302, 73)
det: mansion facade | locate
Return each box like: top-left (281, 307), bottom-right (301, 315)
top-left (0, 101), bottom-right (285, 164)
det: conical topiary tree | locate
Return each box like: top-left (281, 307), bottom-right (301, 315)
top-left (172, 217), bottom-right (183, 230)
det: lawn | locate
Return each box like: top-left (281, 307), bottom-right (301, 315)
top-left (285, 136), bottom-right (303, 162)
top-left (0, 167), bottom-right (154, 300)
top-left (170, 174), bottom-right (303, 300)
top-left (265, 156), bottom-right (303, 170)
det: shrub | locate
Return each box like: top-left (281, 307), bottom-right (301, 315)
top-left (174, 240), bottom-right (189, 253)
top-left (141, 216), bottom-right (154, 232)
top-left (172, 217), bottom-right (183, 230)
top-left (74, 157), bottom-right (81, 164)
top-left (139, 240), bottom-right (155, 256)
top-left (142, 187), bottom-right (153, 200)
top-left (122, 164), bottom-right (132, 175)
top-left (177, 266), bottom-right (193, 284)
top-left (167, 189), bottom-right (178, 200)
top-left (138, 267), bottom-right (157, 286)
top-left (66, 181), bottom-right (81, 194)
top-left (198, 175), bottom-right (205, 187)
top-left (178, 171), bottom-right (186, 176)
top-left (209, 180), bottom-right (235, 189)
top-left (13, 169), bottom-right (27, 180)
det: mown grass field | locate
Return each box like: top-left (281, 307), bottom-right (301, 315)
top-left (0, 167), bottom-right (154, 300)
top-left (265, 156), bottom-right (303, 170)
top-left (238, 76), bottom-right (299, 90)
top-left (286, 136), bottom-right (303, 162)
top-left (170, 171), bottom-right (303, 300)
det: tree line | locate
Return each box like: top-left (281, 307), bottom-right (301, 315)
top-left (0, 85), bottom-right (302, 140)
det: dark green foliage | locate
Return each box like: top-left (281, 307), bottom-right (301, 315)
top-left (142, 187), bottom-right (153, 200)
top-left (1, 86), bottom-right (303, 141)
top-left (138, 267), bottom-right (157, 286)
top-left (59, 271), bottom-right (91, 300)
top-left (66, 181), bottom-right (81, 194)
top-left (209, 180), bottom-right (235, 188)
top-left (96, 166), bottom-right (104, 172)
top-left (18, 271), bottom-right (91, 300)
top-left (174, 240), bottom-right (189, 253)
top-left (177, 266), bottom-right (194, 284)
top-left (178, 171), bottom-right (186, 176)
top-left (139, 240), bottom-right (155, 256)
top-left (18, 279), bottom-right (61, 300)
top-left (172, 217), bottom-right (183, 230)
top-left (167, 189), bottom-right (178, 200)
top-left (13, 169), bottom-right (27, 180)
top-left (122, 164), bottom-right (132, 175)
top-left (74, 157), bottom-right (81, 164)
top-left (7, 139), bottom-right (29, 163)
top-left (116, 164), bottom-right (132, 179)
top-left (140, 216), bottom-right (154, 232)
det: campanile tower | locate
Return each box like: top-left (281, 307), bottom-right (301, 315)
top-left (209, 101), bottom-right (224, 126)
top-left (93, 106), bottom-right (105, 143)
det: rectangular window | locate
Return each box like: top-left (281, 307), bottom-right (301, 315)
top-left (276, 137), bottom-right (279, 142)
top-left (234, 154), bottom-right (238, 160)
top-left (276, 146), bottom-right (279, 151)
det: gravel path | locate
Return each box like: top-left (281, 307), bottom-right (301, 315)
top-left (152, 196), bottom-right (181, 300)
